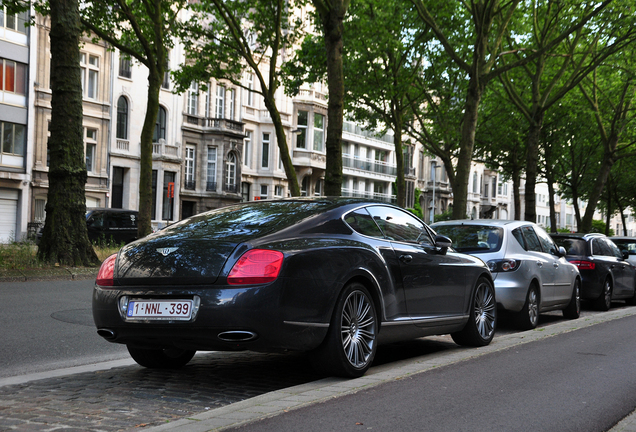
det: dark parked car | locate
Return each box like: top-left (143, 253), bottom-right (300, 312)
top-left (550, 233), bottom-right (636, 310)
top-left (86, 208), bottom-right (138, 245)
top-left (93, 198), bottom-right (496, 377)
top-left (610, 237), bottom-right (636, 267)
top-left (431, 220), bottom-right (581, 330)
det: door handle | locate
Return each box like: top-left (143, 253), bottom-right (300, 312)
top-left (536, 261), bottom-right (543, 268)
top-left (553, 263), bottom-right (559, 268)
top-left (400, 254), bottom-right (413, 263)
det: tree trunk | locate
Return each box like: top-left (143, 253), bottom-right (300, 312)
top-left (524, 113), bottom-right (544, 223)
top-left (319, 2), bottom-right (346, 196)
top-left (581, 147), bottom-right (615, 233)
top-left (38, 0), bottom-right (98, 266)
top-left (452, 78), bottom-right (483, 220)
top-left (264, 95), bottom-right (300, 196)
top-left (512, 167), bottom-right (521, 221)
top-left (137, 70), bottom-right (163, 238)
top-left (393, 120), bottom-right (405, 208)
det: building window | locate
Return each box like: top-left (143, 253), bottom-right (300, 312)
top-left (118, 55), bottom-right (131, 78)
top-left (215, 85), bottom-right (225, 118)
top-left (153, 106), bottom-right (167, 142)
top-left (228, 89), bottom-right (235, 120)
top-left (313, 113), bottom-right (324, 152)
top-left (261, 133), bottom-right (270, 168)
top-left (246, 73), bottom-right (254, 106)
top-left (296, 110), bottom-right (307, 149)
top-left (85, 128), bottom-right (97, 173)
top-left (244, 131), bottom-right (252, 166)
top-left (162, 52), bottom-right (170, 89)
top-left (185, 145), bottom-right (196, 190)
top-left (162, 171), bottom-right (175, 221)
top-left (80, 53), bottom-right (99, 99)
top-left (1, 121), bottom-right (26, 156)
top-left (207, 147), bottom-right (217, 191)
top-left (151, 170), bottom-right (157, 220)
top-left (260, 184), bottom-right (268, 199)
top-left (301, 176), bottom-right (309, 196)
top-left (204, 87), bottom-right (211, 118)
top-left (472, 172), bottom-right (478, 193)
top-left (0, 59), bottom-right (27, 95)
top-left (315, 179), bottom-right (323, 196)
top-left (1, 6), bottom-right (28, 33)
top-left (275, 185), bottom-right (283, 197)
top-left (116, 96), bottom-right (128, 139)
top-left (226, 153), bottom-right (237, 188)
top-left (187, 82), bottom-right (198, 115)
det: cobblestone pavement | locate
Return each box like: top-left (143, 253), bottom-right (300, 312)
top-left (0, 305), bottom-right (622, 432)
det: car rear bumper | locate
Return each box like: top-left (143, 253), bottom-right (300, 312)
top-left (492, 273), bottom-right (531, 313)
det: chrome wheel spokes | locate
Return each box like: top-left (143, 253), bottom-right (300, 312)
top-left (474, 282), bottom-right (496, 339)
top-left (341, 291), bottom-right (376, 368)
top-left (528, 289), bottom-right (538, 326)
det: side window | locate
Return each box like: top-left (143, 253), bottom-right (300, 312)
top-left (512, 228), bottom-right (527, 250)
top-left (592, 238), bottom-right (612, 256)
top-left (344, 208), bottom-right (384, 238)
top-left (87, 212), bottom-right (104, 228)
top-left (366, 206), bottom-right (432, 244)
top-left (606, 239), bottom-right (623, 259)
top-left (520, 226), bottom-right (543, 252)
top-left (109, 212), bottom-right (136, 228)
top-left (534, 226), bottom-right (558, 255)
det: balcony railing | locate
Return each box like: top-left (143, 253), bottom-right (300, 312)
top-left (224, 183), bottom-right (239, 193)
top-left (115, 139), bottom-right (129, 151)
top-left (184, 115), bottom-right (244, 134)
top-left (206, 181), bottom-right (217, 192)
top-left (341, 189), bottom-right (396, 204)
top-left (342, 156), bottom-right (397, 176)
top-left (152, 139), bottom-right (180, 159)
top-left (184, 180), bottom-right (196, 190)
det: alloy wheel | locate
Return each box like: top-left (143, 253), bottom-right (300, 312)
top-left (474, 281), bottom-right (496, 339)
top-left (340, 290), bottom-right (376, 368)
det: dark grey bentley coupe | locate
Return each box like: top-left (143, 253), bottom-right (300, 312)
top-left (93, 198), bottom-right (496, 377)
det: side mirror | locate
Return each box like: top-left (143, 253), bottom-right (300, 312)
top-left (558, 246), bottom-right (567, 257)
top-left (623, 251), bottom-right (630, 260)
top-left (435, 235), bottom-right (452, 254)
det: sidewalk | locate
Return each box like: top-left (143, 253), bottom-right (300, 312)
top-left (142, 306), bottom-right (636, 432)
top-left (0, 267), bottom-right (98, 282)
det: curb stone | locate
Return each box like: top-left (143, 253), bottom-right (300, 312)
top-left (143, 306), bottom-right (636, 432)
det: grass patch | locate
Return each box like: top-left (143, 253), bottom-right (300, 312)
top-left (0, 240), bottom-right (121, 271)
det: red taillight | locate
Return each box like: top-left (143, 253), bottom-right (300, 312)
top-left (571, 260), bottom-right (595, 270)
top-left (227, 249), bottom-right (284, 285)
top-left (96, 253), bottom-right (117, 286)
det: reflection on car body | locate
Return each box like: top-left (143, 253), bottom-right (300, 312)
top-left (432, 220), bottom-right (581, 330)
top-left (93, 198), bottom-right (496, 378)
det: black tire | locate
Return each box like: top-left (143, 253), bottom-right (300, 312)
top-left (311, 282), bottom-right (378, 378)
top-left (451, 276), bottom-right (496, 347)
top-left (517, 284), bottom-right (540, 330)
top-left (127, 346), bottom-right (196, 369)
top-left (562, 278), bottom-right (581, 319)
top-left (594, 278), bottom-right (612, 311)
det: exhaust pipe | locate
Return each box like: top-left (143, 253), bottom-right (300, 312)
top-left (97, 328), bottom-right (117, 340)
top-left (217, 331), bottom-right (257, 342)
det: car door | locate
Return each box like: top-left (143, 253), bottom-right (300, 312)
top-left (593, 238), bottom-right (624, 296)
top-left (519, 225), bottom-right (556, 306)
top-left (605, 238), bottom-right (631, 297)
top-left (534, 225), bottom-right (574, 305)
top-left (366, 205), bottom-right (467, 319)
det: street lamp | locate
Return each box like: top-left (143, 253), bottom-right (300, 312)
top-left (430, 162), bottom-right (439, 224)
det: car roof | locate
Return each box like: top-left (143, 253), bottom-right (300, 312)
top-left (87, 208), bottom-right (138, 213)
top-left (431, 219), bottom-right (530, 228)
top-left (550, 232), bottom-right (605, 239)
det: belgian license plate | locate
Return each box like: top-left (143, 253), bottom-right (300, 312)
top-left (126, 300), bottom-right (193, 320)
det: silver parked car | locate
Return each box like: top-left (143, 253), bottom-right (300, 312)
top-left (431, 220), bottom-right (581, 330)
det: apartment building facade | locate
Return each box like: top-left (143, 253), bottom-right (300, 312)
top-left (0, 4), bottom-right (32, 242)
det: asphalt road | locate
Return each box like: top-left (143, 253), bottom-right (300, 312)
top-left (0, 279), bottom-right (128, 378)
top-left (229, 314), bottom-right (636, 432)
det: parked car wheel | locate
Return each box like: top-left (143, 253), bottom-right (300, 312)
top-left (312, 283), bottom-right (377, 378)
top-left (451, 277), bottom-right (496, 346)
top-left (517, 284), bottom-right (539, 330)
top-left (562, 278), bottom-right (581, 319)
top-left (594, 278), bottom-right (613, 311)
top-left (127, 346), bottom-right (196, 369)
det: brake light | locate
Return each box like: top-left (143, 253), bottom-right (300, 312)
top-left (96, 253), bottom-right (117, 286)
top-left (228, 249), bottom-right (284, 285)
top-left (487, 259), bottom-right (521, 273)
top-left (571, 260), bottom-right (595, 270)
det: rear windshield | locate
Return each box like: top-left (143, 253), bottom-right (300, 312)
top-left (552, 237), bottom-right (586, 256)
top-left (154, 200), bottom-right (336, 241)
top-left (433, 225), bottom-right (504, 253)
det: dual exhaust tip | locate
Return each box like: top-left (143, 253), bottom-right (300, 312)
top-left (97, 329), bottom-right (257, 343)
